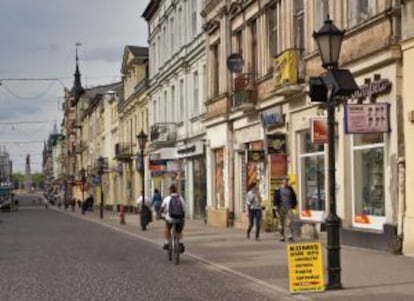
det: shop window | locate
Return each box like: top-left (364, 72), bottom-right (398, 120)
top-left (214, 148), bottom-right (225, 208)
top-left (299, 131), bottom-right (325, 214)
top-left (353, 134), bottom-right (385, 226)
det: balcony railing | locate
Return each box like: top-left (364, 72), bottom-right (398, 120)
top-left (231, 73), bottom-right (257, 109)
top-left (74, 140), bottom-right (87, 154)
top-left (115, 143), bottom-right (134, 161)
top-left (150, 123), bottom-right (177, 146)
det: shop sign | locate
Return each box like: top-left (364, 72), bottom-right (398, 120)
top-left (247, 150), bottom-right (265, 162)
top-left (310, 118), bottom-right (328, 144)
top-left (166, 160), bottom-right (179, 172)
top-left (267, 134), bottom-right (286, 153)
top-left (270, 154), bottom-right (287, 177)
top-left (261, 106), bottom-right (284, 128)
top-left (344, 103), bottom-right (391, 134)
top-left (351, 76), bottom-right (392, 101)
top-left (287, 242), bottom-right (325, 293)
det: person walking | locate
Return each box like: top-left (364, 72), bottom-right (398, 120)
top-left (136, 191), bottom-right (152, 224)
top-left (151, 189), bottom-right (162, 219)
top-left (246, 182), bottom-right (262, 240)
top-left (274, 178), bottom-right (297, 242)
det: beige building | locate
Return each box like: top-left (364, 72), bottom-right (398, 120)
top-left (401, 0), bottom-right (414, 257)
top-left (116, 46), bottom-right (149, 210)
top-left (202, 0), bottom-right (406, 253)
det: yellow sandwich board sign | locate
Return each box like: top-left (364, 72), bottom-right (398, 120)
top-left (287, 242), bottom-right (325, 293)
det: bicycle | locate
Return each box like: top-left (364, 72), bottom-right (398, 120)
top-left (167, 222), bottom-right (180, 265)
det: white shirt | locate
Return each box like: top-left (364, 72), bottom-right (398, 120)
top-left (136, 195), bottom-right (150, 208)
top-left (160, 193), bottom-right (185, 223)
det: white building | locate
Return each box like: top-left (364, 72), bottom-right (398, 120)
top-left (143, 0), bottom-right (207, 220)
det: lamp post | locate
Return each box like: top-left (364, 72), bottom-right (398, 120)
top-left (137, 130), bottom-right (148, 231)
top-left (98, 156), bottom-right (105, 219)
top-left (312, 18), bottom-right (358, 290)
top-left (80, 168), bottom-right (86, 215)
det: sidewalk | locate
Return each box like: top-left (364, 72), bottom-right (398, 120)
top-left (59, 207), bottom-right (414, 301)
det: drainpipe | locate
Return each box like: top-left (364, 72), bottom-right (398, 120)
top-left (397, 157), bottom-right (406, 252)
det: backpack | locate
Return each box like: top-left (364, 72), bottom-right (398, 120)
top-left (168, 195), bottom-right (185, 219)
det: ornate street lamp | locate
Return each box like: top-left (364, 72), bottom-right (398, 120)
top-left (97, 156), bottom-right (105, 219)
top-left (312, 18), bottom-right (357, 290)
top-left (80, 168), bottom-right (86, 215)
top-left (137, 130), bottom-right (148, 231)
top-left (313, 19), bottom-right (344, 70)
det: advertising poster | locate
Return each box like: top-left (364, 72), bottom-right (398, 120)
top-left (311, 118), bottom-right (328, 144)
top-left (344, 103), bottom-right (390, 134)
top-left (287, 242), bottom-right (325, 293)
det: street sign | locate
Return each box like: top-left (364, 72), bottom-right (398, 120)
top-left (227, 53), bottom-right (244, 73)
top-left (287, 242), bottom-right (325, 293)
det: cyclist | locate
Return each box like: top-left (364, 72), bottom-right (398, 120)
top-left (160, 184), bottom-right (185, 253)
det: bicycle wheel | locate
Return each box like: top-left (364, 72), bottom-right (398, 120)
top-left (167, 239), bottom-right (172, 261)
top-left (173, 229), bottom-right (180, 265)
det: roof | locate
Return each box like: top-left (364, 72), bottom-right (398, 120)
top-left (126, 46), bottom-right (148, 58)
top-left (142, 0), bottom-right (160, 21)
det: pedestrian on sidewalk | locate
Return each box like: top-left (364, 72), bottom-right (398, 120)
top-left (151, 188), bottom-right (162, 220)
top-left (274, 177), bottom-right (297, 242)
top-left (246, 182), bottom-right (262, 240)
top-left (136, 191), bottom-right (152, 224)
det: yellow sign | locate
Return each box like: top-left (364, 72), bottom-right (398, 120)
top-left (273, 49), bottom-right (298, 89)
top-left (287, 242), bottom-right (325, 293)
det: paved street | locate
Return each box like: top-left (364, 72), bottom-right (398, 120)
top-left (3, 193), bottom-right (414, 300)
top-left (0, 193), bottom-right (291, 301)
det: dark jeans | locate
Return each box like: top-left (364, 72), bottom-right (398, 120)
top-left (247, 209), bottom-right (262, 239)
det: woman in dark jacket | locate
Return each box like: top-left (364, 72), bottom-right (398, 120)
top-left (152, 189), bottom-right (162, 219)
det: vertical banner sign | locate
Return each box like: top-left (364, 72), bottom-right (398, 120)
top-left (287, 242), bottom-right (325, 293)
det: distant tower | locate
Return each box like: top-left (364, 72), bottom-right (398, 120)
top-left (25, 154), bottom-right (32, 192)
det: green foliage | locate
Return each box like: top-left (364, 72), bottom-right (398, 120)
top-left (11, 172), bottom-right (44, 189)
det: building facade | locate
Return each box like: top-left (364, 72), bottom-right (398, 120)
top-left (401, 0), bottom-right (414, 256)
top-left (143, 0), bottom-right (207, 220)
top-left (202, 0), bottom-right (406, 253)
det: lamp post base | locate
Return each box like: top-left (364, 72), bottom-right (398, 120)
top-left (140, 205), bottom-right (147, 231)
top-left (325, 213), bottom-right (342, 290)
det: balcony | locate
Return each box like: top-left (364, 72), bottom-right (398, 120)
top-left (115, 143), bottom-right (134, 162)
top-left (74, 140), bottom-right (87, 154)
top-left (150, 123), bottom-right (177, 146)
top-left (231, 73), bottom-right (257, 111)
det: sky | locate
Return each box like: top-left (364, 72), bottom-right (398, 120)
top-left (0, 0), bottom-right (149, 174)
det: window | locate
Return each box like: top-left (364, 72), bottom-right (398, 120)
top-left (193, 71), bottom-right (199, 116)
top-left (295, 0), bottom-right (305, 59)
top-left (348, 0), bottom-right (374, 27)
top-left (171, 86), bottom-right (176, 123)
top-left (179, 79), bottom-right (184, 122)
top-left (164, 90), bottom-right (168, 122)
top-left (352, 133), bottom-right (385, 228)
top-left (234, 30), bottom-right (243, 57)
top-left (214, 148), bottom-right (225, 208)
top-left (202, 64), bottom-right (207, 113)
top-left (192, 0), bottom-right (198, 37)
top-left (250, 19), bottom-right (258, 75)
top-left (314, 0), bottom-right (329, 31)
top-left (212, 43), bottom-right (220, 97)
top-left (153, 99), bottom-right (157, 123)
top-left (170, 17), bottom-right (175, 53)
top-left (178, 7), bottom-right (183, 47)
top-left (267, 4), bottom-right (278, 57)
top-left (299, 131), bottom-right (326, 214)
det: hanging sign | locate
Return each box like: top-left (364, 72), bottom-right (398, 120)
top-left (287, 242), bottom-right (325, 293)
top-left (311, 118), bottom-right (328, 144)
top-left (344, 103), bottom-right (390, 134)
